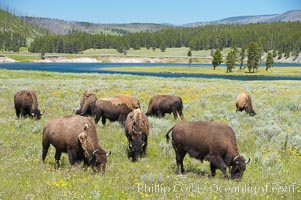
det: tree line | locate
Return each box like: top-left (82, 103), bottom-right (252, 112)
top-left (28, 22), bottom-right (301, 55)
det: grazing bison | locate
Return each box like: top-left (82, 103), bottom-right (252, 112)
top-left (14, 90), bottom-right (44, 119)
top-left (75, 91), bottom-right (98, 116)
top-left (166, 121), bottom-right (250, 179)
top-left (125, 108), bottom-right (149, 162)
top-left (146, 95), bottom-right (184, 120)
top-left (93, 95), bottom-right (140, 125)
top-left (236, 93), bottom-right (256, 116)
top-left (42, 115), bottom-right (110, 172)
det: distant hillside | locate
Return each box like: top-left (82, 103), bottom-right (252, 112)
top-left (183, 10), bottom-right (301, 27)
top-left (0, 9), bottom-right (44, 38)
top-left (22, 17), bottom-right (171, 35)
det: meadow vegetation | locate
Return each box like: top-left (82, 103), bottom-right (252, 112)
top-left (0, 69), bottom-right (300, 199)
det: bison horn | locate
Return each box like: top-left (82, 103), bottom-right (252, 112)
top-left (92, 149), bottom-right (99, 157)
top-left (246, 158), bottom-right (251, 164)
top-left (41, 110), bottom-right (45, 115)
top-left (106, 151), bottom-right (111, 157)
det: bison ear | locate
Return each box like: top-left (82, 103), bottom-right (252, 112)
top-left (78, 132), bottom-right (87, 145)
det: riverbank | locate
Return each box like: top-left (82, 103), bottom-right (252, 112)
top-left (1, 47), bottom-right (301, 63)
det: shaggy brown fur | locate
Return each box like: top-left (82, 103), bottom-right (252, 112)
top-left (42, 115), bottom-right (110, 172)
top-left (14, 90), bottom-right (43, 119)
top-left (166, 121), bottom-right (250, 179)
top-left (93, 95), bottom-right (140, 125)
top-left (236, 93), bottom-right (256, 116)
top-left (125, 108), bottom-right (149, 161)
top-left (114, 94), bottom-right (140, 110)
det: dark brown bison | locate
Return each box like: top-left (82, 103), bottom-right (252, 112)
top-left (42, 115), bottom-right (110, 172)
top-left (14, 90), bottom-right (44, 119)
top-left (146, 95), bottom-right (184, 120)
top-left (236, 93), bottom-right (256, 116)
top-left (166, 121), bottom-right (250, 179)
top-left (93, 95), bottom-right (140, 125)
top-left (125, 108), bottom-right (149, 162)
top-left (75, 91), bottom-right (98, 116)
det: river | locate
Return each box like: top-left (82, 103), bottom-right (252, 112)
top-left (0, 62), bottom-right (301, 81)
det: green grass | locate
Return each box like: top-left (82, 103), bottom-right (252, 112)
top-left (0, 69), bottom-right (300, 199)
top-left (101, 66), bottom-right (301, 77)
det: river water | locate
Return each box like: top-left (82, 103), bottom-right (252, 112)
top-left (0, 62), bottom-right (301, 81)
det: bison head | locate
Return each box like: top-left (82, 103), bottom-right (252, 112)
top-left (78, 131), bottom-right (110, 172)
top-left (90, 149), bottom-right (111, 173)
top-left (231, 155), bottom-right (250, 179)
top-left (128, 140), bottom-right (145, 162)
top-left (31, 109), bottom-right (44, 120)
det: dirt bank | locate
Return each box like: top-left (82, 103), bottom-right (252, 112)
top-left (0, 56), bottom-right (17, 63)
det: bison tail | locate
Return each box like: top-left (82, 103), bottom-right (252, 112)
top-left (165, 126), bottom-right (174, 143)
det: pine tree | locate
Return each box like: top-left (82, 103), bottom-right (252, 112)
top-left (247, 42), bottom-right (262, 73)
top-left (212, 49), bottom-right (223, 70)
top-left (239, 48), bottom-right (246, 70)
top-left (265, 52), bottom-right (274, 71)
top-left (226, 50), bottom-right (236, 72)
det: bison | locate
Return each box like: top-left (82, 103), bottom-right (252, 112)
top-left (75, 91), bottom-right (98, 116)
top-left (42, 115), bottom-right (110, 172)
top-left (236, 93), bottom-right (256, 116)
top-left (125, 108), bottom-right (149, 162)
top-left (14, 90), bottom-right (44, 119)
top-left (93, 95), bottom-right (140, 125)
top-left (166, 121), bottom-right (250, 179)
top-left (146, 95), bottom-right (184, 120)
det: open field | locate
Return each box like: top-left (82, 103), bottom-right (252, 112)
top-left (101, 66), bottom-right (301, 77)
top-left (0, 69), bottom-right (301, 199)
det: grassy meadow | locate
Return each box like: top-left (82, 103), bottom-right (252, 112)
top-left (101, 66), bottom-right (301, 77)
top-left (0, 68), bottom-right (301, 199)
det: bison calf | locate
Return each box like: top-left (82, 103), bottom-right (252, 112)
top-left (125, 108), bottom-right (149, 162)
top-left (14, 90), bottom-right (44, 119)
top-left (146, 95), bottom-right (184, 120)
top-left (236, 93), bottom-right (256, 116)
top-left (166, 121), bottom-right (250, 179)
top-left (42, 115), bottom-right (110, 172)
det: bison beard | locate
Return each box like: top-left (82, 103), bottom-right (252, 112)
top-left (166, 121), bottom-right (250, 179)
top-left (125, 108), bottom-right (149, 162)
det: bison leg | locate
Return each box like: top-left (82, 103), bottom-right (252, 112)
top-left (67, 149), bottom-right (79, 166)
top-left (210, 162), bottom-right (217, 177)
top-left (54, 150), bottom-right (62, 169)
top-left (101, 116), bottom-right (106, 125)
top-left (172, 111), bottom-right (178, 120)
top-left (209, 156), bottom-right (228, 178)
top-left (42, 142), bottom-right (50, 163)
top-left (173, 146), bottom-right (186, 174)
top-left (118, 114), bottom-right (127, 125)
top-left (178, 110), bottom-right (184, 120)
top-left (94, 113), bottom-right (101, 124)
top-left (142, 135), bottom-right (148, 156)
top-left (15, 108), bottom-right (21, 118)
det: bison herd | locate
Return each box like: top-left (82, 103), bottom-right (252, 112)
top-left (14, 89), bottom-right (256, 179)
